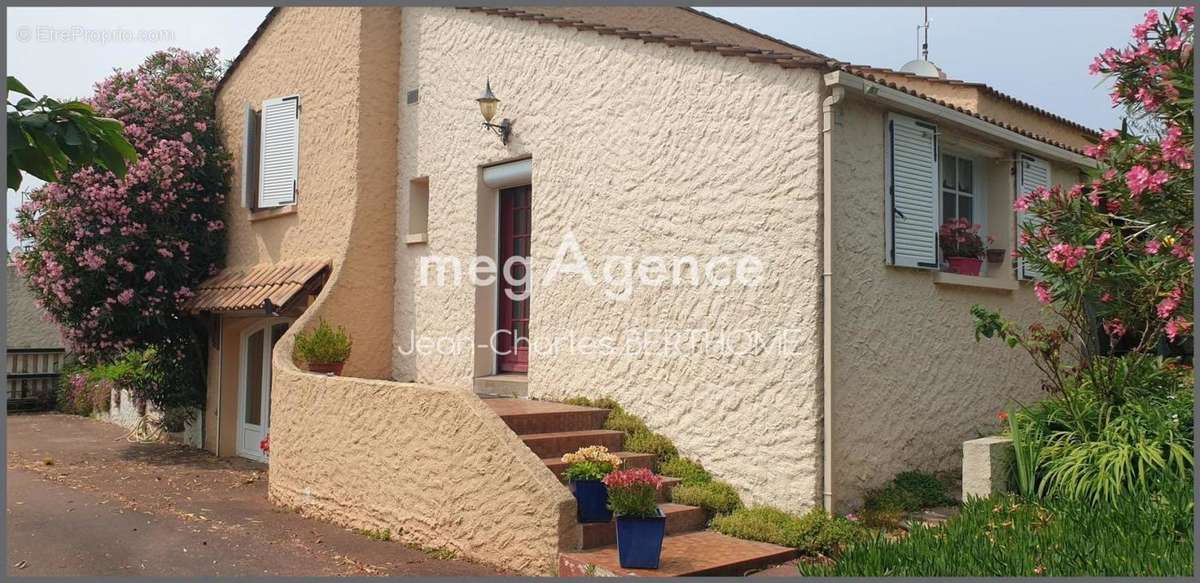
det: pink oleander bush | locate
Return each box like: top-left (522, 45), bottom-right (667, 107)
top-left (14, 49), bottom-right (231, 412)
top-left (973, 8), bottom-right (1194, 503)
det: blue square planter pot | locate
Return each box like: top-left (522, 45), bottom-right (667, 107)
top-left (570, 480), bottom-right (612, 523)
top-left (615, 508), bottom-right (666, 569)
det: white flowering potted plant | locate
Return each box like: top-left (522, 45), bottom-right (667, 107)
top-left (562, 445), bottom-right (622, 523)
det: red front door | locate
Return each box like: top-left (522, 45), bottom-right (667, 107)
top-left (497, 185), bottom-right (531, 373)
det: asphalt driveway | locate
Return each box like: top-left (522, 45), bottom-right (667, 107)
top-left (6, 413), bottom-right (502, 577)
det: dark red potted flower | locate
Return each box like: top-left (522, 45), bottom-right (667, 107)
top-left (293, 319), bottom-right (353, 375)
top-left (938, 218), bottom-right (988, 276)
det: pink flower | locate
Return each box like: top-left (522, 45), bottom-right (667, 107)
top-left (1100, 292), bottom-right (1115, 303)
top-left (601, 467), bottom-right (663, 490)
top-left (1103, 318), bottom-right (1128, 340)
top-left (144, 270), bottom-right (157, 282)
top-left (1094, 231), bottom-right (1112, 250)
top-left (78, 248), bottom-right (105, 270)
top-left (1166, 318), bottom-right (1192, 342)
top-left (1046, 243), bottom-right (1087, 270)
top-left (1145, 240), bottom-right (1162, 255)
top-left (1157, 287), bottom-right (1185, 320)
top-left (1034, 281), bottom-right (1053, 305)
top-left (1125, 166), bottom-right (1152, 195)
top-left (117, 289), bottom-right (135, 305)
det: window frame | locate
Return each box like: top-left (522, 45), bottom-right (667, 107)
top-left (937, 149), bottom-right (987, 266)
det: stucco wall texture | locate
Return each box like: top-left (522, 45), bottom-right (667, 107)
top-left (216, 7), bottom-right (573, 574)
top-left (828, 96), bottom-right (1078, 509)
top-left (6, 265), bottom-right (63, 349)
top-left (393, 7), bottom-right (826, 513)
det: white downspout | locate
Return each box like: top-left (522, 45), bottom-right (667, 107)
top-left (821, 85), bottom-right (845, 513)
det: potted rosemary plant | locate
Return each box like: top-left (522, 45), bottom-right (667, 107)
top-left (293, 319), bottom-right (353, 375)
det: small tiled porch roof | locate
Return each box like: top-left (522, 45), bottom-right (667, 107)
top-left (184, 259), bottom-right (329, 314)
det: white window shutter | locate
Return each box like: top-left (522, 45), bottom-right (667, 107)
top-left (1017, 154), bottom-right (1051, 280)
top-left (241, 104), bottom-right (260, 208)
top-left (258, 96), bottom-right (299, 208)
top-left (887, 113), bottom-right (939, 269)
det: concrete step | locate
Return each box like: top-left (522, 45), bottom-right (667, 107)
top-left (543, 451), bottom-right (654, 480)
top-left (576, 503), bottom-right (708, 549)
top-left (559, 530), bottom-right (798, 576)
top-left (520, 429), bottom-right (624, 459)
top-left (656, 476), bottom-right (681, 502)
top-left (484, 398), bottom-right (610, 435)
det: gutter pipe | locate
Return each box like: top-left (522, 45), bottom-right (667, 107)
top-left (820, 84), bottom-right (844, 513)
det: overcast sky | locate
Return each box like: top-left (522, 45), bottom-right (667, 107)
top-left (6, 5), bottom-right (1160, 250)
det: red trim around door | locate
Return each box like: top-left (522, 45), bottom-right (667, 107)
top-left (497, 185), bottom-right (530, 373)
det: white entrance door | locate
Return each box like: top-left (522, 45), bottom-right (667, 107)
top-left (237, 321), bottom-right (290, 461)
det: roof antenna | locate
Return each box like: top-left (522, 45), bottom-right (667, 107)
top-left (919, 6), bottom-right (930, 62)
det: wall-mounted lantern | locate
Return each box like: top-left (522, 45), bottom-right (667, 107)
top-left (476, 79), bottom-right (513, 145)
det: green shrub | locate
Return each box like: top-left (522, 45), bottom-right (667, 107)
top-left (862, 485), bottom-right (920, 513)
top-left (603, 409), bottom-right (648, 435)
top-left (659, 457), bottom-right (711, 486)
top-left (800, 483), bottom-right (1194, 576)
top-left (671, 480), bottom-right (743, 515)
top-left (1009, 374), bottom-right (1193, 503)
top-left (624, 430), bottom-right (677, 464)
top-left (861, 471), bottom-right (953, 525)
top-left (293, 319), bottom-right (352, 364)
top-left (562, 396), bottom-right (595, 408)
top-left (712, 506), bottom-right (871, 557)
top-left (891, 471), bottom-right (952, 508)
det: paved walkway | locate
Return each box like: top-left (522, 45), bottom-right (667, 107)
top-left (6, 413), bottom-right (502, 577)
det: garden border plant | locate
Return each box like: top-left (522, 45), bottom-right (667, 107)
top-left (560, 396), bottom-right (871, 557)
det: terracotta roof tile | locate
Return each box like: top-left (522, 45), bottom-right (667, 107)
top-left (184, 259), bottom-right (329, 313)
top-left (839, 66), bottom-right (1088, 155)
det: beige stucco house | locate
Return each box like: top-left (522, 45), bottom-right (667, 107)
top-left (188, 6), bottom-right (1096, 574)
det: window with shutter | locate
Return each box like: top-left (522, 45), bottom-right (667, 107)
top-left (886, 113), bottom-right (939, 269)
top-left (258, 96), bottom-right (299, 208)
top-left (1016, 153), bottom-right (1051, 280)
top-left (241, 104), bottom-right (260, 208)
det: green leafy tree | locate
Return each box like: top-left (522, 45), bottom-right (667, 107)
top-left (6, 76), bottom-right (136, 190)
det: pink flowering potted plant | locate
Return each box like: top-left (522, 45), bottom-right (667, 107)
top-left (562, 445), bottom-right (623, 523)
top-left (602, 467), bottom-right (666, 569)
top-left (938, 218), bottom-right (989, 276)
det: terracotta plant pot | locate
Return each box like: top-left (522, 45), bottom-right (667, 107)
top-left (946, 257), bottom-right (983, 276)
top-left (307, 362), bottom-right (345, 376)
top-left (985, 248), bottom-right (1006, 264)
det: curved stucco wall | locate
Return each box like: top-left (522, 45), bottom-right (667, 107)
top-left (218, 8), bottom-right (574, 574)
top-left (214, 6), bottom-right (393, 379)
top-left (6, 265), bottom-right (63, 349)
top-left (266, 365), bottom-right (575, 574)
top-left (393, 7), bottom-right (825, 512)
top-left (828, 97), bottom-right (1076, 509)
